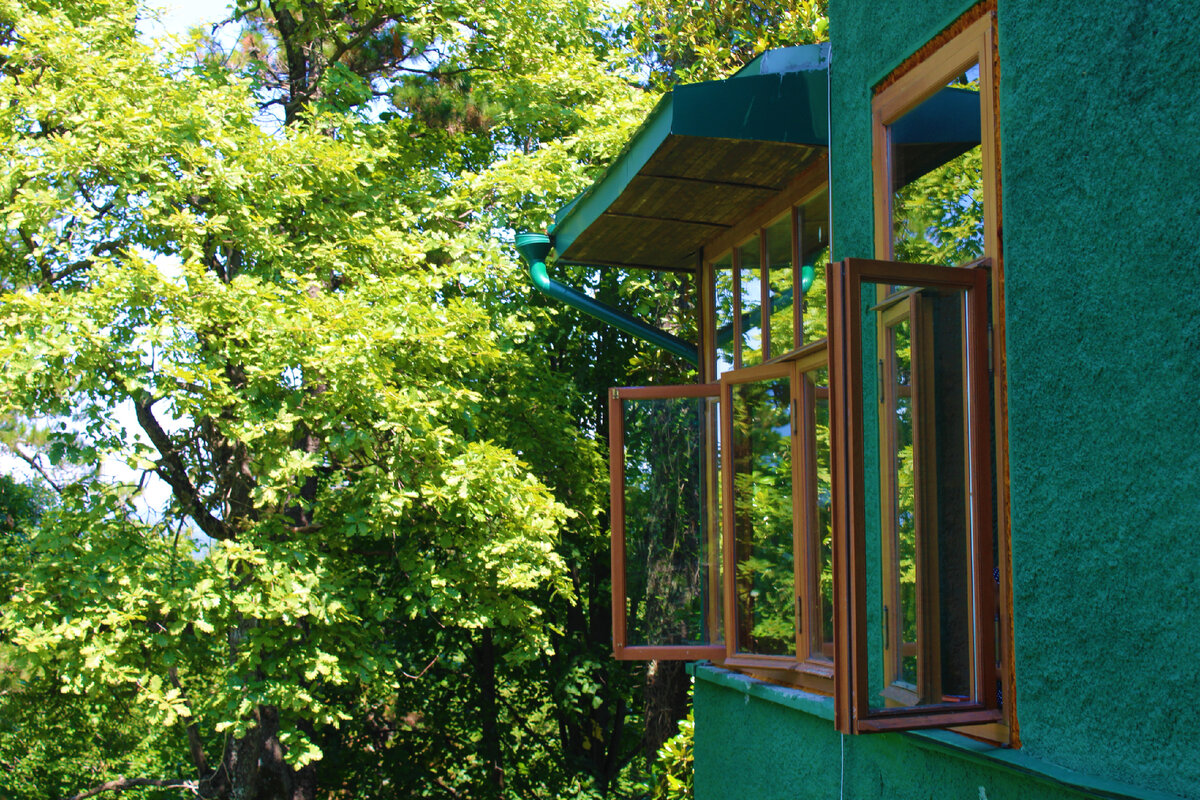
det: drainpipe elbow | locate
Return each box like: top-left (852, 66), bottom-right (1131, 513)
top-left (513, 231), bottom-right (698, 367)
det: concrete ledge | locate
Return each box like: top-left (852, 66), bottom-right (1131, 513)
top-left (689, 663), bottom-right (1190, 800)
top-left (689, 662), bottom-right (835, 721)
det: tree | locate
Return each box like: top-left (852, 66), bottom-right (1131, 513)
top-left (625, 0), bottom-right (827, 88)
top-left (0, 1), bottom-right (597, 796)
top-left (1, 0), bottom-right (836, 795)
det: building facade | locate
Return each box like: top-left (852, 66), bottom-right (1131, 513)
top-left (520, 1), bottom-right (1200, 797)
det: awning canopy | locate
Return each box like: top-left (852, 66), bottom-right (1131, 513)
top-left (548, 44), bottom-right (832, 273)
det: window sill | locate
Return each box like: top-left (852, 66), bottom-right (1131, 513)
top-left (689, 662), bottom-right (835, 721)
top-left (690, 663), bottom-right (1188, 800)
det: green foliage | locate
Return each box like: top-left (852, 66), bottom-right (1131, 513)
top-left (893, 147), bottom-right (985, 267)
top-left (649, 708), bottom-right (693, 800)
top-left (0, 0), bottom-right (832, 796)
top-left (625, 0), bottom-right (828, 88)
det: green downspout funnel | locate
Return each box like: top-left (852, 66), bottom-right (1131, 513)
top-left (515, 232), bottom-right (699, 366)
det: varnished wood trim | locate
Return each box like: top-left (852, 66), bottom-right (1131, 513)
top-left (856, 707), bottom-right (1001, 733)
top-left (609, 387), bottom-right (628, 655)
top-left (610, 383), bottom-right (721, 661)
top-left (615, 645), bottom-right (726, 661)
top-left (703, 156), bottom-right (829, 262)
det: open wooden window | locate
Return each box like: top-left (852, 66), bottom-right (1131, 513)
top-left (609, 384), bottom-right (725, 660)
top-left (831, 257), bottom-right (999, 732)
top-left (843, 7), bottom-right (1011, 738)
top-left (717, 343), bottom-right (833, 689)
top-left (609, 168), bottom-right (831, 670)
top-left (721, 362), bottom-right (798, 663)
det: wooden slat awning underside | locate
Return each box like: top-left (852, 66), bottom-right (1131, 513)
top-left (548, 45), bottom-right (832, 273)
top-left (561, 137), bottom-right (824, 272)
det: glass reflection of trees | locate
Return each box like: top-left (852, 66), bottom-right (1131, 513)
top-left (622, 395), bottom-right (709, 647)
top-left (887, 318), bottom-right (918, 686)
top-left (807, 365), bottom-right (835, 662)
top-left (714, 253), bottom-right (736, 373)
top-left (730, 376), bottom-right (796, 656)
top-left (892, 74), bottom-right (984, 268)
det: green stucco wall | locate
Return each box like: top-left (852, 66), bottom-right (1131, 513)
top-left (693, 667), bottom-right (1111, 800)
top-left (995, 1), bottom-right (1200, 795)
top-left (693, 1), bottom-right (1200, 799)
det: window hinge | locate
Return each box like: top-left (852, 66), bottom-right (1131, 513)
top-left (879, 360), bottom-right (886, 402)
top-left (883, 605), bottom-right (889, 647)
top-left (610, 388), bottom-right (620, 400)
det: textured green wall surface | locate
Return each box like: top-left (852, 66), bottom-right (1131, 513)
top-left (692, 669), bottom-right (1101, 800)
top-left (827, 0), bottom-right (974, 263)
top-left (997, 1), bottom-right (1200, 796)
top-left (692, 1), bottom-right (1200, 799)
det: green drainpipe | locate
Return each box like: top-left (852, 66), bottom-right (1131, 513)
top-left (515, 232), bottom-right (699, 366)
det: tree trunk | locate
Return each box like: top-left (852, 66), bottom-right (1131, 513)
top-left (227, 714), bottom-right (264, 800)
top-left (474, 627), bottom-right (505, 795)
top-left (642, 660), bottom-right (690, 762)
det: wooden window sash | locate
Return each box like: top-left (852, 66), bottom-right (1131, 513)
top-left (796, 347), bottom-right (835, 676)
top-left (870, 9), bottom-right (1013, 742)
top-left (609, 383), bottom-right (725, 661)
top-left (831, 257), bottom-right (998, 733)
top-left (718, 353), bottom-right (834, 693)
top-left (720, 360), bottom-right (801, 662)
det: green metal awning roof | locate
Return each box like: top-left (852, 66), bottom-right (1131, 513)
top-left (548, 44), bottom-right (831, 273)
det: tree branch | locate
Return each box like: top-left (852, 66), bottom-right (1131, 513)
top-left (9, 445), bottom-right (64, 494)
top-left (168, 666), bottom-right (209, 779)
top-left (17, 228), bottom-right (52, 285)
top-left (63, 777), bottom-right (198, 800)
top-left (134, 397), bottom-right (231, 540)
top-left (52, 238), bottom-right (126, 284)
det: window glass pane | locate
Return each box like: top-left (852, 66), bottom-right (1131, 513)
top-left (801, 364), bottom-right (834, 662)
top-left (707, 396), bottom-right (725, 644)
top-left (713, 253), bottom-right (735, 374)
top-left (730, 375), bottom-right (795, 656)
top-left (890, 65), bottom-right (984, 267)
top-left (766, 216), bottom-right (795, 357)
top-left (860, 282), bottom-right (976, 711)
top-left (799, 187), bottom-right (830, 345)
top-left (738, 238), bottom-right (763, 367)
top-left (621, 394), bottom-right (717, 647)
top-left (888, 318), bottom-right (918, 687)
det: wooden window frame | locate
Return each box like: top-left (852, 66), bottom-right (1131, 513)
top-left (872, 12), bottom-right (999, 264)
top-left (609, 383), bottom-right (726, 661)
top-left (701, 159), bottom-right (829, 381)
top-left (720, 360), bottom-right (801, 670)
top-left (865, 8), bottom-right (1014, 741)
top-left (831, 257), bottom-right (999, 733)
top-left (717, 342), bottom-right (834, 691)
top-left (610, 12), bottom-right (1014, 735)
